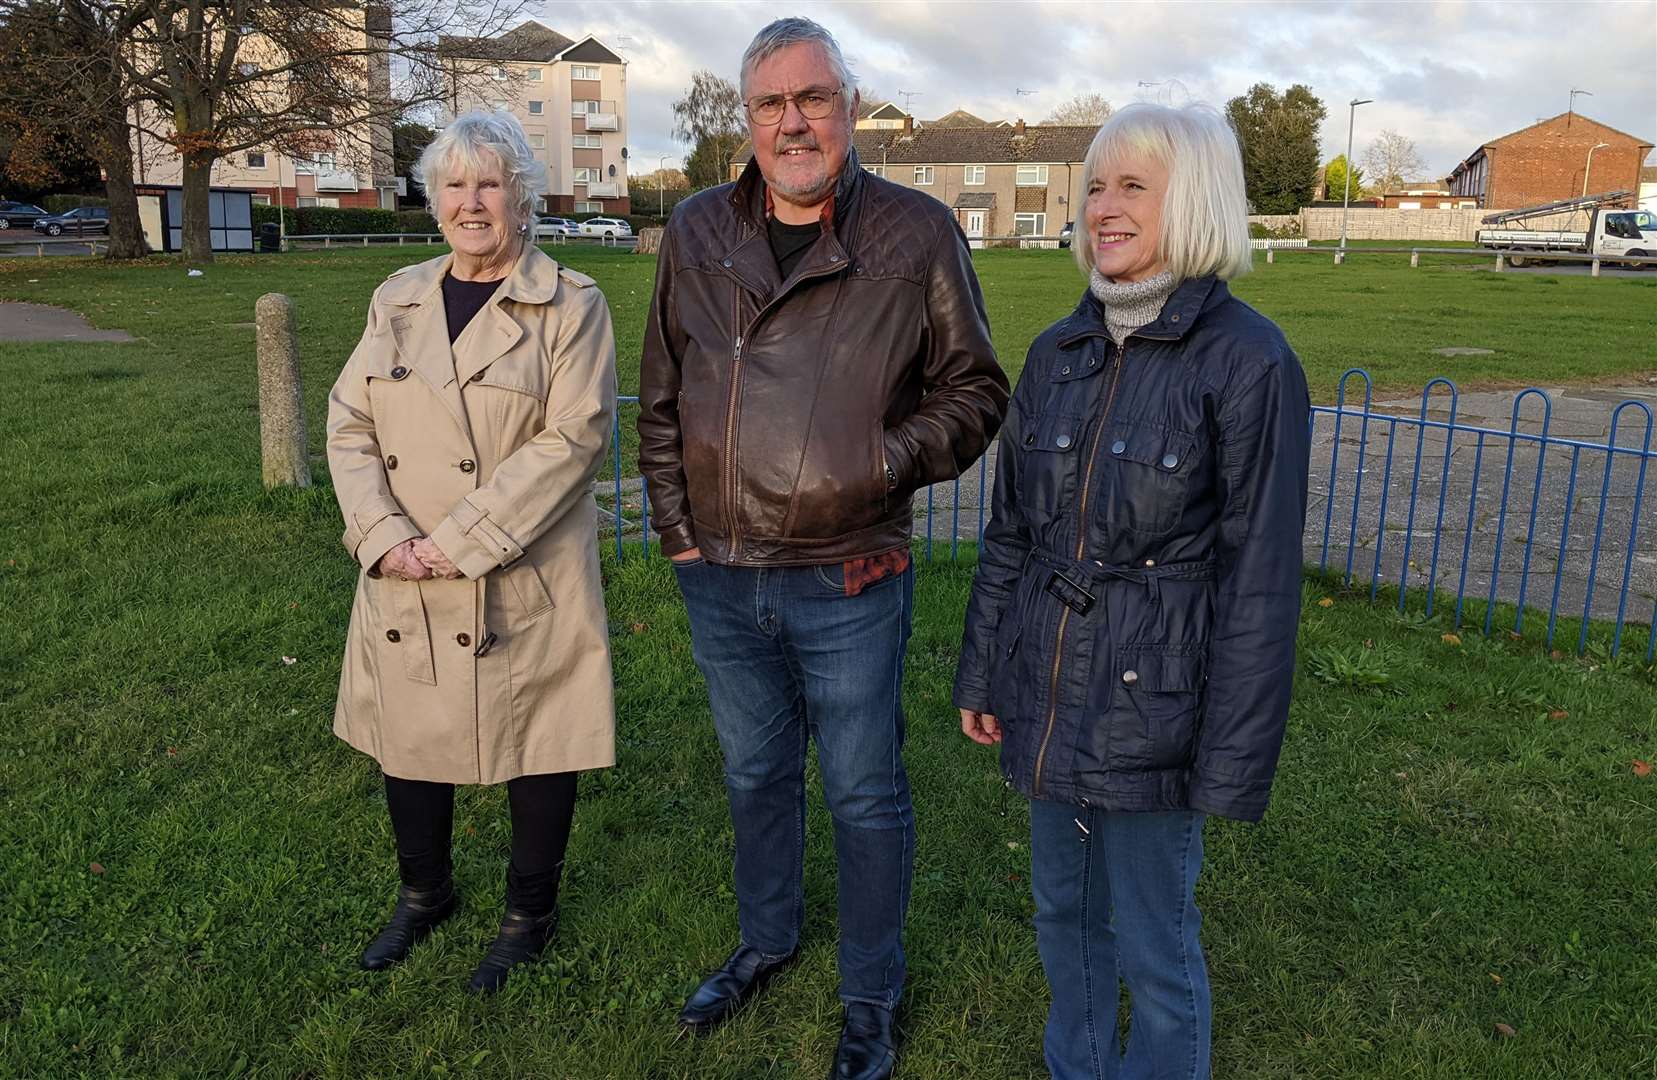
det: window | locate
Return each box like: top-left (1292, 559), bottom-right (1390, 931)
top-left (964, 165), bottom-right (985, 185)
top-left (250, 194), bottom-right (271, 206)
top-left (576, 201), bottom-right (601, 213)
top-left (572, 99), bottom-right (598, 116)
top-left (1015, 164), bottom-right (1049, 186)
top-left (573, 134), bottom-right (602, 148)
top-left (528, 134), bottom-right (545, 149)
top-left (1014, 212), bottom-right (1046, 236)
top-left (524, 68), bottom-right (542, 82)
top-left (490, 100), bottom-right (509, 112)
top-left (492, 66), bottom-right (508, 81)
top-left (317, 197), bottom-right (339, 208)
top-left (874, 119), bottom-right (900, 129)
top-left (528, 100), bottom-right (543, 115)
top-left (914, 166), bottom-right (934, 185)
top-left (573, 167), bottom-right (596, 184)
top-left (297, 196), bottom-right (317, 207)
top-left (1438, 201), bottom-right (1451, 209)
top-left (1399, 201), bottom-right (1421, 210)
top-left (864, 165), bottom-right (885, 178)
top-left (571, 65), bottom-right (600, 80)
top-left (246, 151), bottom-right (267, 168)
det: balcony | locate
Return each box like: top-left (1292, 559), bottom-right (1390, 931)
top-left (315, 167), bottom-right (361, 192)
top-left (585, 181), bottom-right (620, 198)
top-left (585, 111), bottom-right (619, 131)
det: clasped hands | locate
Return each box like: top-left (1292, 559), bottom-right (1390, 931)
top-left (377, 538), bottom-right (462, 581)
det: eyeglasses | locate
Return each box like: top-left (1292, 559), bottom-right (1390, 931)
top-left (745, 85), bottom-right (844, 126)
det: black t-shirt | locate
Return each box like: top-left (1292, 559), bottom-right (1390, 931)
top-left (767, 216), bottom-right (822, 279)
top-left (441, 273), bottom-right (505, 344)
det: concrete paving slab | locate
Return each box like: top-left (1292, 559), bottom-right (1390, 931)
top-left (0, 302), bottom-right (133, 343)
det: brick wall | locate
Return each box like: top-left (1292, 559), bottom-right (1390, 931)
top-left (1484, 115), bottom-right (1651, 208)
top-left (1288, 207), bottom-right (1586, 242)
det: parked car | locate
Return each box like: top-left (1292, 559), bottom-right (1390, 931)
top-left (577, 216), bottom-right (632, 238)
top-left (534, 216), bottom-right (577, 238)
top-left (33, 206), bottom-right (110, 236)
top-left (1058, 220), bottom-right (1074, 249)
top-left (0, 201), bottom-right (49, 230)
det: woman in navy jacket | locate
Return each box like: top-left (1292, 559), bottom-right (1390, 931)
top-left (953, 103), bottom-right (1311, 1080)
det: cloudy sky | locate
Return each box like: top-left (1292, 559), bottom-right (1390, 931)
top-left (528, 0), bottom-right (1656, 181)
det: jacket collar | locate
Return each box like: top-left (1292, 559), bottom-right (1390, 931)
top-left (719, 147), bottom-right (864, 302)
top-left (1056, 273), bottom-right (1228, 347)
top-left (728, 144), bottom-right (864, 232)
top-left (378, 240), bottom-right (562, 308)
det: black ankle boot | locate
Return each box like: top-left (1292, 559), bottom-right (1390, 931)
top-left (359, 880), bottom-right (457, 971)
top-left (466, 908), bottom-right (556, 994)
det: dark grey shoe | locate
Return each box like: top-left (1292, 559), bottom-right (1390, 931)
top-left (829, 1003), bottom-right (898, 1080)
top-left (466, 908), bottom-right (557, 994)
top-left (359, 881), bottom-right (457, 971)
top-left (676, 944), bottom-right (797, 1033)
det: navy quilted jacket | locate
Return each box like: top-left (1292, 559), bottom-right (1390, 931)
top-left (953, 275), bottom-right (1310, 822)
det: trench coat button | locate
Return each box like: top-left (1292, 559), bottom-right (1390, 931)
top-left (456, 632), bottom-right (471, 647)
top-left (1111, 440), bottom-right (1126, 455)
top-left (385, 455), bottom-right (398, 470)
top-left (459, 459), bottom-right (476, 473)
top-left (1060, 365), bottom-right (1071, 375)
top-left (386, 629), bottom-right (401, 643)
top-left (1055, 434), bottom-right (1072, 449)
top-left (469, 370), bottom-right (485, 382)
top-left (1161, 453), bottom-right (1179, 468)
top-left (1121, 669), bottom-right (1139, 685)
top-left (390, 366), bottom-right (408, 380)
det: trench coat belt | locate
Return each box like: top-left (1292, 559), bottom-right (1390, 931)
top-left (1028, 548), bottom-right (1216, 615)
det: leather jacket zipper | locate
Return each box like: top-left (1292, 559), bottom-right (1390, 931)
top-left (1032, 341), bottom-right (1127, 798)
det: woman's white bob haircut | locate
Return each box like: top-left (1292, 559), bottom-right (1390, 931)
top-left (1074, 102), bottom-right (1252, 282)
top-left (413, 110), bottom-right (549, 227)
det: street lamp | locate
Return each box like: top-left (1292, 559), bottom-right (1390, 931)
top-left (1339, 98), bottom-right (1373, 252)
top-left (1582, 142), bottom-right (1610, 197)
top-left (657, 154), bottom-right (669, 218)
top-left (1568, 88), bottom-right (1592, 128)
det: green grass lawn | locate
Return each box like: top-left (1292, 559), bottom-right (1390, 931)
top-left (1, 248), bottom-right (1655, 1077)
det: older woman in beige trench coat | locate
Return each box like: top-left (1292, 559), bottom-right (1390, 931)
top-left (326, 110), bottom-right (616, 993)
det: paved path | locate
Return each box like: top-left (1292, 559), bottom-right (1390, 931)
top-left (0, 302), bottom-right (133, 343)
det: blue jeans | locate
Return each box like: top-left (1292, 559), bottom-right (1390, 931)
top-left (1029, 801), bottom-right (1211, 1080)
top-left (672, 558), bottom-right (916, 1009)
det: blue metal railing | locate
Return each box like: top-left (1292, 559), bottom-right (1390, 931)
top-left (603, 376), bottom-right (1656, 661)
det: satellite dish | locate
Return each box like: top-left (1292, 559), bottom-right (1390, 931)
top-left (621, 146), bottom-right (629, 159)
top-left (608, 163), bottom-right (617, 177)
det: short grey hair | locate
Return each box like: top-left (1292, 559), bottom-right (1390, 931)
top-left (739, 17), bottom-right (857, 98)
top-left (413, 110), bottom-right (548, 227)
top-left (1074, 102), bottom-right (1253, 283)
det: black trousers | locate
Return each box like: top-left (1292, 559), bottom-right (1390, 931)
top-left (383, 771), bottom-right (578, 917)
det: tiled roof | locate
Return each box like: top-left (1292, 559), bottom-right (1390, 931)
top-left (952, 192), bottom-right (997, 209)
top-left (733, 125), bottom-right (1097, 167)
top-left (439, 20), bottom-right (575, 62)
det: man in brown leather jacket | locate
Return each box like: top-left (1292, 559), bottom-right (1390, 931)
top-left (637, 17), bottom-right (1007, 1080)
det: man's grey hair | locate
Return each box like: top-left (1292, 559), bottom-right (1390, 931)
top-left (413, 109), bottom-right (548, 227)
top-left (739, 17), bottom-right (857, 98)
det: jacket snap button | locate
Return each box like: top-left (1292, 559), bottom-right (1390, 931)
top-left (1111, 440), bottom-right (1126, 455)
top-left (386, 629), bottom-right (401, 643)
top-left (1161, 453), bottom-right (1179, 468)
top-left (459, 459), bottom-right (476, 473)
top-left (1055, 434), bottom-right (1072, 449)
top-left (1170, 313), bottom-right (1180, 322)
top-left (829, 253), bottom-right (841, 262)
top-left (721, 259), bottom-right (732, 267)
top-left (1024, 433), bottom-right (1036, 446)
top-left (1144, 558), bottom-right (1156, 567)
top-left (385, 455), bottom-right (398, 470)
top-left (469, 370), bottom-right (485, 382)
top-left (390, 366), bottom-right (408, 380)
top-left (1122, 669), bottom-right (1139, 686)
top-left (456, 632), bottom-right (471, 647)
top-left (1060, 365), bottom-right (1071, 375)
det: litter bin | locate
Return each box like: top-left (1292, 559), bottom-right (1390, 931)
top-left (259, 222), bottom-right (281, 252)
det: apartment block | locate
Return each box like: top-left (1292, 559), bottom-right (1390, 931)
top-left (439, 20), bottom-right (630, 216)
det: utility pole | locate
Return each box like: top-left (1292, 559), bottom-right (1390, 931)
top-left (1568, 88), bottom-right (1592, 128)
top-left (1339, 98), bottom-right (1373, 253)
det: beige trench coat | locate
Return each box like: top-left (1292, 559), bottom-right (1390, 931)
top-left (326, 244), bottom-right (617, 784)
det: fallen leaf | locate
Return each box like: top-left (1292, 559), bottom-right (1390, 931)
top-left (630, 622), bottom-right (647, 634)
top-left (1441, 633), bottom-right (1462, 646)
top-left (281, 656), bottom-right (297, 665)
top-left (89, 862), bottom-right (105, 876)
top-left (1317, 597), bottom-right (1334, 608)
top-left (288, 602), bottom-right (298, 609)
top-left (1508, 632), bottom-right (1522, 641)
top-left (1634, 760), bottom-right (1652, 778)
top-left (1548, 710), bottom-right (1569, 720)
top-left (1494, 1022), bottom-right (1517, 1038)
top-left (1363, 638), bottom-right (1374, 649)
top-left (165, 746), bottom-right (178, 757)
top-left (1006, 841), bottom-right (1021, 850)
top-left (1550, 650), bottom-right (1564, 660)
top-left (1395, 771), bottom-right (1408, 780)
top-left (1489, 972), bottom-right (1502, 985)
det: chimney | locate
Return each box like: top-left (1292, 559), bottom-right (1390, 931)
top-left (1014, 118), bottom-right (1026, 137)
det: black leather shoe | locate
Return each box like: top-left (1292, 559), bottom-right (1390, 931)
top-left (676, 944), bottom-right (797, 1033)
top-left (466, 908), bottom-right (556, 994)
top-left (829, 1003), bottom-right (898, 1080)
top-left (359, 881), bottom-right (457, 971)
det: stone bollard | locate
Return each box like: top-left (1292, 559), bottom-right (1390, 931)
top-left (1591, 258), bottom-right (1601, 278)
top-left (637, 227), bottom-right (664, 255)
top-left (254, 293), bottom-right (312, 488)
top-left (1266, 248), bottom-right (1275, 264)
top-left (1494, 253), bottom-right (1505, 272)
top-left (1410, 251), bottom-right (1420, 268)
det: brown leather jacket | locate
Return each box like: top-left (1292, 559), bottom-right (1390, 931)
top-left (638, 153), bottom-right (1010, 565)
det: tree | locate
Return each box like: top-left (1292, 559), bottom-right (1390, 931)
top-left (1360, 129), bottom-right (1427, 194)
top-left (1043, 93), bottom-right (1112, 126)
top-left (392, 122), bottom-right (434, 183)
top-left (1322, 155), bottom-right (1365, 201)
top-left (1225, 82), bottom-right (1326, 215)
top-left (672, 70), bottom-right (745, 190)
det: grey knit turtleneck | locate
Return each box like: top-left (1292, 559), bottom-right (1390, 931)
top-left (1088, 269), bottom-right (1177, 345)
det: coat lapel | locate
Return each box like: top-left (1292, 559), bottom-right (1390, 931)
top-left (389, 297), bottom-right (473, 445)
top-left (452, 245), bottom-right (558, 386)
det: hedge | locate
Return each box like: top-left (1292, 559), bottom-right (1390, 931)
top-left (43, 194), bottom-right (110, 213)
top-left (249, 205), bottom-right (439, 236)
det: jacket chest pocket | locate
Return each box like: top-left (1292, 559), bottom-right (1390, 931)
top-left (1098, 420), bottom-right (1199, 539)
top-left (468, 352), bottom-right (549, 404)
top-left (1016, 410), bottom-right (1087, 519)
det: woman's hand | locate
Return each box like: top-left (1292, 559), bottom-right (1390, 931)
top-left (412, 537), bottom-right (463, 580)
top-left (960, 708), bottom-right (1002, 745)
top-left (377, 539), bottom-right (433, 581)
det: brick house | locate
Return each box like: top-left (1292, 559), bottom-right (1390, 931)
top-left (440, 20), bottom-right (631, 216)
top-left (1641, 165), bottom-right (1657, 213)
top-left (1376, 182), bottom-right (1476, 210)
top-left (1447, 112), bottom-right (1653, 208)
top-left (731, 121), bottom-right (1095, 245)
